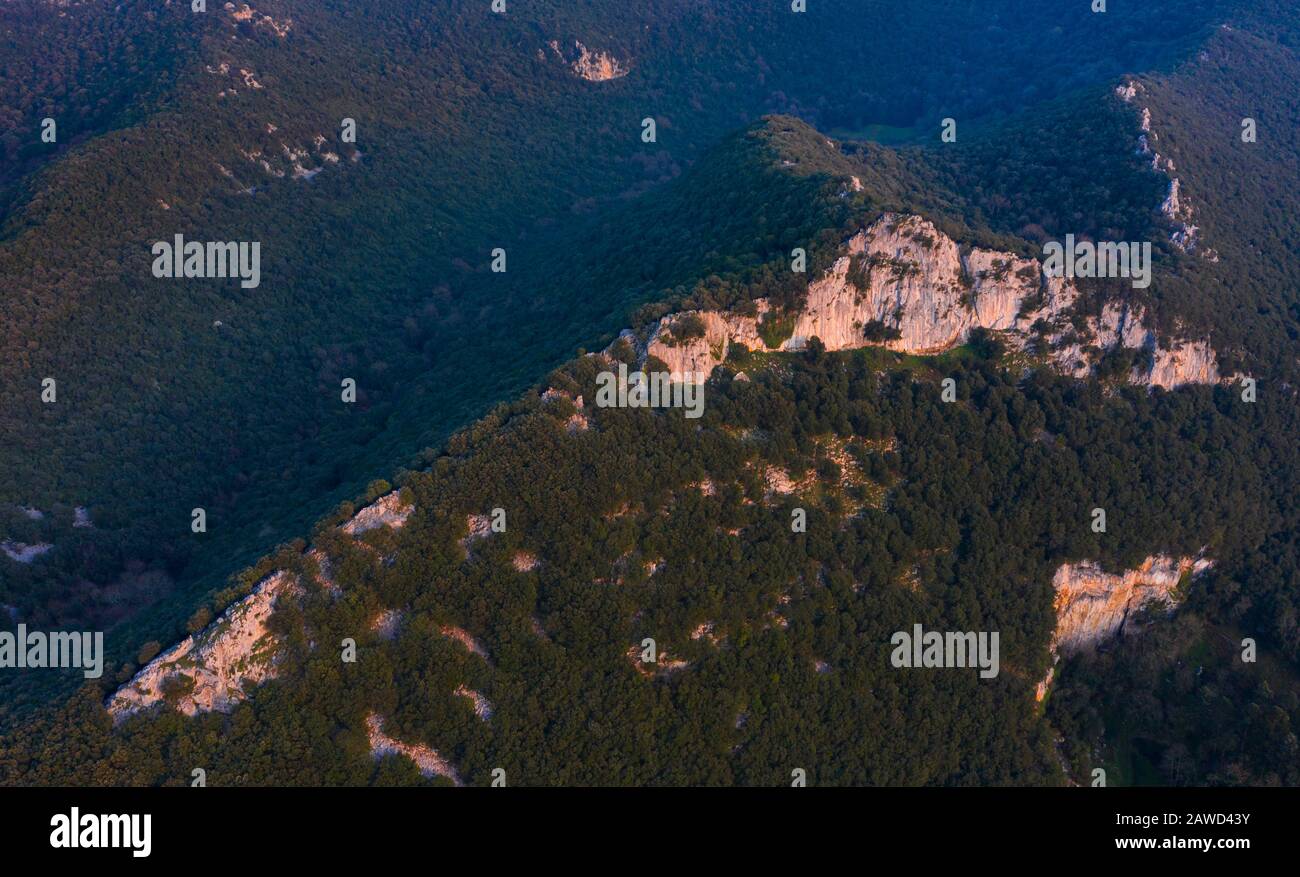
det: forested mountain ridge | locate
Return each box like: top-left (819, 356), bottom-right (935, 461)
top-left (2, 1), bottom-right (1283, 643)
top-left (2, 1), bottom-right (1300, 785)
top-left (6, 295), bottom-right (1297, 786)
top-left (5, 102), bottom-right (1300, 784)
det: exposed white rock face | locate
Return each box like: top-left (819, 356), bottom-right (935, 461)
top-left (108, 570), bottom-right (302, 719)
top-left (73, 506), bottom-right (93, 528)
top-left (342, 492), bottom-right (413, 536)
top-left (789, 217), bottom-right (1036, 354)
top-left (627, 644), bottom-right (689, 676)
top-left (1034, 666), bottom-right (1055, 702)
top-left (1117, 79), bottom-right (1203, 254)
top-left (369, 608), bottom-right (402, 640)
top-left (1046, 300), bottom-right (1222, 388)
top-left (454, 685), bottom-right (493, 721)
top-left (224, 2), bottom-right (292, 37)
top-left (647, 307), bottom-right (768, 382)
top-left (572, 42), bottom-right (628, 80)
top-left (461, 513), bottom-right (496, 557)
top-left (759, 464), bottom-right (812, 498)
top-left (1161, 178), bottom-right (1182, 218)
top-left (644, 213), bottom-right (1221, 390)
top-left (1034, 555), bottom-right (1212, 701)
top-left (440, 624), bottom-right (490, 661)
top-left (541, 387), bottom-right (588, 431)
top-left (1147, 339), bottom-right (1219, 387)
top-left (366, 713), bottom-right (462, 785)
top-left (236, 134), bottom-right (342, 184)
top-left (1050, 555), bottom-right (1211, 656)
top-left (690, 622), bottom-right (724, 646)
top-left (1, 541), bottom-right (52, 563)
top-left (307, 548), bottom-right (340, 595)
top-left (548, 39), bottom-right (629, 81)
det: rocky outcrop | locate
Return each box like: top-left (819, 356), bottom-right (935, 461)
top-left (644, 213), bottom-right (1223, 390)
top-left (1147, 339), bottom-right (1219, 387)
top-left (1116, 79), bottom-right (1211, 257)
top-left (627, 644), bottom-right (689, 677)
top-left (1048, 300), bottom-right (1222, 386)
top-left (460, 514), bottom-right (493, 558)
top-left (231, 132), bottom-right (349, 188)
top-left (757, 464), bottom-right (813, 498)
top-left (787, 218), bottom-right (1034, 354)
top-left (366, 713), bottom-right (462, 785)
top-left (541, 387), bottom-right (588, 432)
top-left (646, 308), bottom-right (768, 382)
top-left (453, 685), bottom-right (493, 721)
top-left (224, 2), bottom-right (292, 38)
top-left (1, 541), bottom-right (52, 563)
top-left (1050, 555), bottom-right (1211, 655)
top-left (342, 491), bottom-right (412, 536)
top-left (108, 570), bottom-right (302, 719)
top-left (547, 39), bottom-right (629, 81)
top-left (105, 491), bottom-right (411, 721)
top-left (369, 609), bottom-right (402, 640)
top-left (1035, 555), bottom-right (1212, 701)
top-left (307, 548), bottom-right (340, 595)
top-left (440, 624), bottom-right (490, 661)
top-left (690, 622), bottom-right (724, 647)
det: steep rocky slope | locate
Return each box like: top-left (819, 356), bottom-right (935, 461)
top-left (1051, 556), bottom-right (1212, 656)
top-left (108, 569), bottom-right (301, 719)
top-left (108, 491), bottom-right (412, 719)
top-left (1035, 555), bottom-right (1213, 700)
top-left (646, 213), bottom-right (1224, 389)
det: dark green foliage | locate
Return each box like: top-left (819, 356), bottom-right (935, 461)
top-left (5, 338), bottom-right (1297, 786)
top-left (2, 0), bottom-right (1299, 787)
top-left (862, 320), bottom-right (902, 343)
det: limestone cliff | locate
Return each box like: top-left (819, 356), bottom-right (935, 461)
top-left (108, 570), bottom-right (301, 719)
top-left (1116, 79), bottom-right (1215, 259)
top-left (644, 213), bottom-right (1223, 390)
top-left (1035, 555), bottom-right (1212, 701)
top-left (342, 490), bottom-right (412, 535)
top-left (1050, 555), bottom-right (1212, 656)
top-left (108, 491), bottom-right (413, 718)
top-left (546, 39), bottom-right (629, 81)
top-left (366, 713), bottom-right (463, 785)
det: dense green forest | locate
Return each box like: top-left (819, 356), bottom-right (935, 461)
top-left (5, 330), bottom-right (1298, 785)
top-left (3, 0), bottom-right (1300, 785)
top-left (3, 0), bottom-right (1287, 642)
